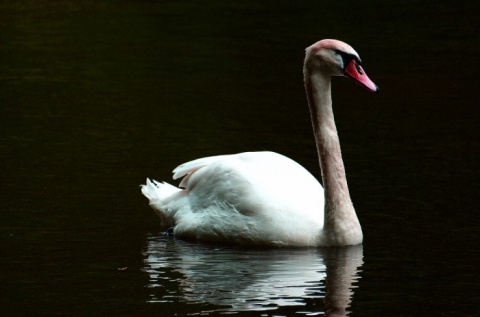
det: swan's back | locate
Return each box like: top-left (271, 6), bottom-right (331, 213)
top-left (142, 152), bottom-right (325, 246)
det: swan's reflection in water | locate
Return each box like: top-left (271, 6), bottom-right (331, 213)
top-left (142, 234), bottom-right (363, 315)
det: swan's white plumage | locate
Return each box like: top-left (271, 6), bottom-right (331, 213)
top-left (141, 39), bottom-right (377, 247)
top-left (142, 152), bottom-right (325, 246)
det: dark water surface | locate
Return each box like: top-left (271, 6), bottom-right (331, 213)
top-left (1, 1), bottom-right (479, 316)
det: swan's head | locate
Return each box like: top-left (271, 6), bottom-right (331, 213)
top-left (305, 39), bottom-right (379, 92)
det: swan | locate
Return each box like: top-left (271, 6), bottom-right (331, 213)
top-left (141, 39), bottom-right (378, 247)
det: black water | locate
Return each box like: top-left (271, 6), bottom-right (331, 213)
top-left (1, 1), bottom-right (479, 316)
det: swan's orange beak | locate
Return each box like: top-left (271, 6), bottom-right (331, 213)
top-left (344, 59), bottom-right (379, 93)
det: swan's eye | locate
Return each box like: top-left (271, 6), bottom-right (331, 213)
top-left (355, 63), bottom-right (363, 75)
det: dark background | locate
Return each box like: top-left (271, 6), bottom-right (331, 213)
top-left (1, 1), bottom-right (479, 316)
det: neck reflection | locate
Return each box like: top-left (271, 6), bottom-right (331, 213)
top-left (142, 234), bottom-right (363, 316)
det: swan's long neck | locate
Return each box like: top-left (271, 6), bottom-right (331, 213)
top-left (304, 64), bottom-right (362, 246)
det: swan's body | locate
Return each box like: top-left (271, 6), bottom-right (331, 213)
top-left (141, 39), bottom-right (378, 247)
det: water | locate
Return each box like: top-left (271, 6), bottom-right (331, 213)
top-left (143, 235), bottom-right (362, 315)
top-left (1, 1), bottom-right (479, 316)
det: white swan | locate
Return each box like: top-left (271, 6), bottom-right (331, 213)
top-left (141, 39), bottom-right (378, 247)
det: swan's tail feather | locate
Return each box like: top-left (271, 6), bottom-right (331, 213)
top-left (141, 178), bottom-right (183, 229)
top-left (141, 178), bottom-right (180, 201)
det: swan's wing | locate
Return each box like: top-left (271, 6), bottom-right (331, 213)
top-left (172, 154), bottom-right (231, 188)
top-left (177, 151), bottom-right (324, 215)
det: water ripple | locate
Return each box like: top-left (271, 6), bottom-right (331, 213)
top-left (142, 234), bottom-right (363, 315)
